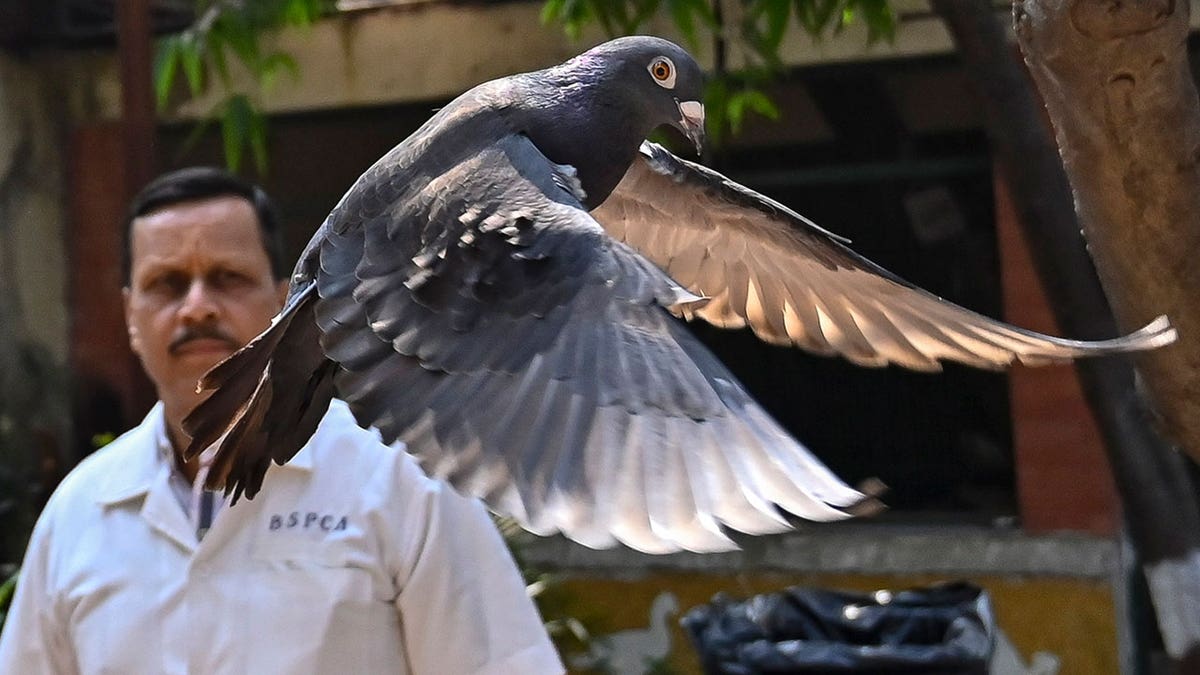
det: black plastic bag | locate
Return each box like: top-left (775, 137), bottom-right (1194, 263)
top-left (681, 581), bottom-right (994, 674)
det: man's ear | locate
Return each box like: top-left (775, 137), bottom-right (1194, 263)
top-left (123, 287), bottom-right (140, 356)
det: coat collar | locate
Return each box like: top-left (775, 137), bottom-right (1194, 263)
top-left (93, 402), bottom-right (316, 507)
top-left (93, 403), bottom-right (164, 506)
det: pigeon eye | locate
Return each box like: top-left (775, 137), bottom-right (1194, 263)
top-left (648, 57), bottom-right (676, 89)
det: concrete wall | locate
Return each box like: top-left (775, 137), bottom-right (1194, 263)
top-left (525, 529), bottom-right (1127, 673)
top-left (61, 0), bottom-right (967, 124)
top-left (0, 52), bottom-right (68, 363)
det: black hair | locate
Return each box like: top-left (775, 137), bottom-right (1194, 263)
top-left (121, 166), bottom-right (287, 284)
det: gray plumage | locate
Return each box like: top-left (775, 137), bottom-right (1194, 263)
top-left (184, 36), bottom-right (1176, 554)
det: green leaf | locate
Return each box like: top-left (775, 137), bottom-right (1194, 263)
top-left (283, 0), bottom-right (317, 27)
top-left (759, 0), bottom-right (790, 54)
top-left (703, 77), bottom-right (729, 146)
top-left (152, 35), bottom-right (181, 110)
top-left (208, 32), bottom-right (231, 86)
top-left (0, 568), bottom-right (17, 608)
top-left (668, 0), bottom-right (697, 47)
top-left (550, 0), bottom-right (588, 40)
top-left (218, 13), bottom-right (261, 70)
top-left (818, 0), bottom-right (841, 35)
top-left (179, 31), bottom-right (206, 97)
top-left (840, 5), bottom-right (855, 29)
top-left (630, 0), bottom-right (662, 29)
top-left (742, 0), bottom-right (789, 67)
top-left (855, 0), bottom-right (896, 43)
top-left (794, 0), bottom-right (814, 33)
top-left (583, 0), bottom-right (615, 36)
top-left (540, 0), bottom-right (567, 25)
top-left (222, 94), bottom-right (253, 172)
top-left (605, 0), bottom-right (639, 36)
top-left (261, 52), bottom-right (300, 92)
top-left (666, 0), bottom-right (715, 48)
top-left (249, 106), bottom-right (269, 176)
top-left (90, 432), bottom-right (115, 448)
top-left (728, 93), bottom-right (746, 133)
top-left (689, 0), bottom-right (718, 29)
top-left (174, 110), bottom-right (217, 163)
top-left (739, 88), bottom-right (780, 120)
top-left (794, 0), bottom-right (839, 36)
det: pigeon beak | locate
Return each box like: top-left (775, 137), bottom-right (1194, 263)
top-left (677, 100), bottom-right (705, 155)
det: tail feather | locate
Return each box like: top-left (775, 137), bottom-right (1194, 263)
top-left (182, 332), bottom-right (280, 462)
top-left (206, 372), bottom-right (274, 503)
top-left (182, 283), bottom-right (336, 502)
top-left (263, 349), bottom-right (339, 466)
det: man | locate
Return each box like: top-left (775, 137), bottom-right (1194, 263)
top-left (0, 167), bottom-right (564, 674)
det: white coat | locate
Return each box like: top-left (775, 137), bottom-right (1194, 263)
top-left (0, 400), bottom-right (563, 674)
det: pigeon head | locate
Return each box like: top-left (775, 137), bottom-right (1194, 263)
top-left (574, 36), bottom-right (707, 154)
top-left (526, 36), bottom-right (706, 207)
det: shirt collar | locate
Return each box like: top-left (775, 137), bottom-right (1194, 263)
top-left (93, 400), bottom-right (318, 507)
top-left (94, 403), bottom-right (167, 506)
top-left (157, 406), bottom-right (318, 472)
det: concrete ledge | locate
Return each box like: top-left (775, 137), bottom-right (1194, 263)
top-left (55, 0), bottom-right (963, 123)
top-left (519, 526), bottom-right (1119, 579)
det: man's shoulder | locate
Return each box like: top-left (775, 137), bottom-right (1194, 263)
top-left (303, 400), bottom-right (437, 493)
top-left (45, 419), bottom-right (157, 511)
top-left (73, 417), bottom-right (156, 473)
top-left (309, 399), bottom-right (405, 461)
top-left (80, 424), bottom-right (155, 468)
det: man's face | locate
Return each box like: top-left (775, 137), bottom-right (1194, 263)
top-left (124, 195), bottom-right (286, 421)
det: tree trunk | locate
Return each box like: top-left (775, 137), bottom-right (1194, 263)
top-left (930, 0), bottom-right (1200, 669)
top-left (1013, 0), bottom-right (1200, 466)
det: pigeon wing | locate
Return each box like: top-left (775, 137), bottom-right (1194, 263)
top-left (593, 142), bottom-right (1177, 370)
top-left (315, 132), bottom-right (873, 553)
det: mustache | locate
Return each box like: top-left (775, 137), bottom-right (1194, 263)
top-left (168, 325), bottom-right (240, 355)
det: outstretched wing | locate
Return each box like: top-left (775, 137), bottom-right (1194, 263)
top-left (593, 142), bottom-right (1176, 371)
top-left (312, 131), bottom-right (875, 553)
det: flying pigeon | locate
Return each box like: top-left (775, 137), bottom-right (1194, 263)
top-left (184, 36), bottom-right (1177, 554)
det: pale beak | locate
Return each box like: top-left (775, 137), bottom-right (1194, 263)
top-left (677, 100), bottom-right (705, 155)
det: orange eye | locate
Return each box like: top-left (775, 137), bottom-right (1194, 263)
top-left (648, 57), bottom-right (676, 88)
